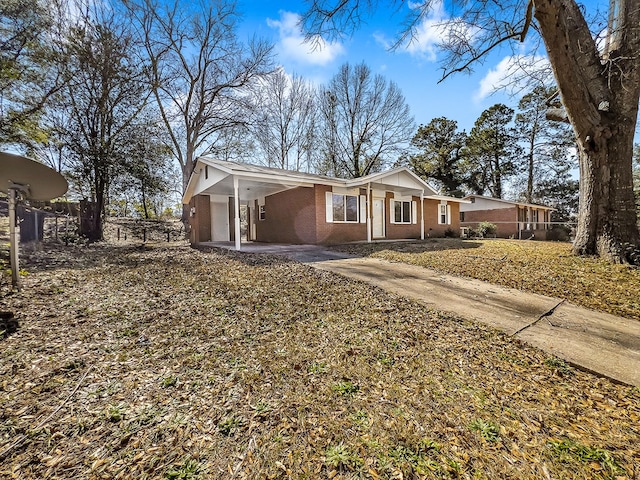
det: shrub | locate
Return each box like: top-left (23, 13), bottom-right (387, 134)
top-left (476, 221), bottom-right (497, 237)
top-left (444, 227), bottom-right (457, 238)
top-left (546, 225), bottom-right (571, 242)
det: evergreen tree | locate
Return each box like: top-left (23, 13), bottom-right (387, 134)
top-left (408, 118), bottom-right (467, 196)
top-left (464, 104), bottom-right (521, 198)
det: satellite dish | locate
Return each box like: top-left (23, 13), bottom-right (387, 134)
top-left (1, 152), bottom-right (69, 289)
top-left (0, 151), bottom-right (68, 200)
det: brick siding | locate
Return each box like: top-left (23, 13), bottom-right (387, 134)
top-left (424, 199), bottom-right (460, 237)
top-left (461, 207), bottom-right (518, 238)
top-left (255, 186), bottom-right (317, 244)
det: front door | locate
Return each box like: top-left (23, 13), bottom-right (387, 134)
top-left (373, 198), bottom-right (385, 238)
top-left (211, 202), bottom-right (229, 241)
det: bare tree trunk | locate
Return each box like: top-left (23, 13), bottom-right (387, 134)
top-left (141, 180), bottom-right (149, 219)
top-left (535, 0), bottom-right (640, 262)
top-left (526, 137), bottom-right (534, 204)
top-left (573, 123), bottom-right (639, 260)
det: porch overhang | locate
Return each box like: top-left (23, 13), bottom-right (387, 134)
top-left (183, 157), bottom-right (343, 204)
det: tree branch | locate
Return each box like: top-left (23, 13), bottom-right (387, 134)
top-left (439, 31), bottom-right (522, 83)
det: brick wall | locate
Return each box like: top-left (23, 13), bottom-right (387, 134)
top-left (189, 194), bottom-right (211, 243)
top-left (423, 199), bottom-right (461, 237)
top-left (383, 192), bottom-right (422, 240)
top-left (255, 186), bottom-right (317, 244)
top-left (315, 185), bottom-right (367, 244)
top-left (461, 207), bottom-right (518, 238)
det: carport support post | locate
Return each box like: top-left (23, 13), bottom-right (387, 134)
top-left (420, 190), bottom-right (425, 240)
top-left (233, 176), bottom-right (241, 251)
top-left (367, 182), bottom-right (371, 243)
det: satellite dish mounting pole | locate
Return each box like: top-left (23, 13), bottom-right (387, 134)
top-left (8, 186), bottom-right (21, 289)
top-left (1, 152), bottom-right (68, 290)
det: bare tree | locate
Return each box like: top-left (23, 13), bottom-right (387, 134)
top-left (302, 0), bottom-right (640, 263)
top-left (124, 0), bottom-right (273, 221)
top-left (59, 8), bottom-right (151, 241)
top-left (251, 67), bottom-right (317, 171)
top-left (318, 62), bottom-right (415, 178)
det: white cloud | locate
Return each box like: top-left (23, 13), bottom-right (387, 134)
top-left (377, 1), bottom-right (475, 62)
top-left (401, 0), bottom-right (448, 61)
top-left (474, 55), bottom-right (551, 101)
top-left (266, 11), bottom-right (345, 66)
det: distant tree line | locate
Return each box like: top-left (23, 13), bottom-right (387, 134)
top-left (2, 0), bottom-right (622, 240)
top-left (404, 86), bottom-right (580, 221)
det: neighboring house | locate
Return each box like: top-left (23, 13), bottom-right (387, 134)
top-left (183, 158), bottom-right (466, 249)
top-left (459, 194), bottom-right (555, 239)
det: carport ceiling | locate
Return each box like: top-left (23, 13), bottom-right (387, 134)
top-left (199, 174), bottom-right (312, 202)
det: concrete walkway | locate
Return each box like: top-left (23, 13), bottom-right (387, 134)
top-left (310, 256), bottom-right (640, 387)
top-left (201, 242), bottom-right (640, 386)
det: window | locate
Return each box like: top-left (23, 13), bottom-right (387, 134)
top-left (259, 205), bottom-right (266, 221)
top-left (438, 204), bottom-right (451, 225)
top-left (393, 201), bottom-right (412, 223)
top-left (331, 193), bottom-right (359, 222)
top-left (204, 165), bottom-right (208, 179)
top-left (460, 211), bottom-right (465, 222)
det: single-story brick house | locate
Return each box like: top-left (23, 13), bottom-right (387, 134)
top-left (459, 194), bottom-right (555, 239)
top-left (183, 158), bottom-right (467, 249)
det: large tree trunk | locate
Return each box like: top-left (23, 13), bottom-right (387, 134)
top-left (572, 124), bottom-right (639, 260)
top-left (534, 0), bottom-right (640, 262)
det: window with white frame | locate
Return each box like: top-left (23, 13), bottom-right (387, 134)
top-left (438, 203), bottom-right (451, 225)
top-left (333, 194), bottom-right (359, 222)
top-left (390, 199), bottom-right (417, 224)
top-left (325, 192), bottom-right (366, 223)
top-left (259, 205), bottom-right (266, 220)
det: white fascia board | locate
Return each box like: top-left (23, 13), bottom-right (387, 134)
top-left (427, 195), bottom-right (472, 203)
top-left (198, 156), bottom-right (234, 174)
top-left (182, 160), bottom-right (203, 204)
top-left (348, 167), bottom-right (437, 195)
top-left (233, 170), bottom-right (342, 188)
top-left (462, 195), bottom-right (554, 210)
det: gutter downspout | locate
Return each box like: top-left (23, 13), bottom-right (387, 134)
top-left (420, 190), bottom-right (425, 240)
top-left (367, 182), bottom-right (372, 243)
top-left (234, 176), bottom-right (241, 251)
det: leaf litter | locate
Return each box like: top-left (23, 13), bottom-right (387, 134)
top-left (0, 242), bottom-right (638, 479)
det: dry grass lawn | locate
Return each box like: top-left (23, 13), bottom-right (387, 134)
top-left (332, 239), bottom-right (640, 321)
top-left (0, 243), bottom-right (639, 479)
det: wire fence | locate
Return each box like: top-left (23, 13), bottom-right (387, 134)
top-left (0, 199), bottom-right (186, 246)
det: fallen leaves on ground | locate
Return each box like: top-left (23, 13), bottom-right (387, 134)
top-left (333, 239), bottom-right (640, 321)
top-left (0, 243), bottom-right (638, 479)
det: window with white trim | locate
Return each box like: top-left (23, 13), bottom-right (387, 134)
top-left (332, 194), bottom-right (358, 222)
top-left (390, 200), bottom-right (417, 224)
top-left (438, 204), bottom-right (451, 225)
top-left (326, 192), bottom-right (366, 223)
top-left (259, 205), bottom-right (266, 220)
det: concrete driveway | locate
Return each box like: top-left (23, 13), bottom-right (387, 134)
top-left (310, 256), bottom-right (640, 387)
top-left (201, 242), bottom-right (640, 386)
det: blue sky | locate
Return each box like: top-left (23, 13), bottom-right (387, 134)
top-left (236, 0), bottom-right (610, 133)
